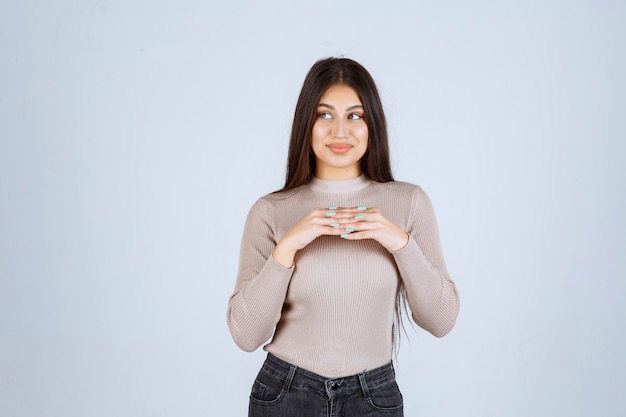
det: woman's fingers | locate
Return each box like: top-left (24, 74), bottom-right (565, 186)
top-left (274, 207), bottom-right (367, 268)
top-left (275, 206), bottom-right (408, 267)
top-left (279, 206), bottom-right (407, 255)
top-left (329, 207), bottom-right (408, 251)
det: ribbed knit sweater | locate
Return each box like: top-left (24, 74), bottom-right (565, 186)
top-left (227, 175), bottom-right (459, 378)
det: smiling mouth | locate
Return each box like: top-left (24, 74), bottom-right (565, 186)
top-left (327, 144), bottom-right (352, 153)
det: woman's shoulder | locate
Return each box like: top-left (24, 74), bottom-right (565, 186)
top-left (253, 185), bottom-right (307, 209)
top-left (371, 179), bottom-right (425, 195)
top-left (244, 186), bottom-right (308, 224)
top-left (370, 180), bottom-right (433, 210)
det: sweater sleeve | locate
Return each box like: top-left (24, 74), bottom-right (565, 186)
top-left (391, 186), bottom-right (460, 337)
top-left (226, 198), bottom-right (294, 351)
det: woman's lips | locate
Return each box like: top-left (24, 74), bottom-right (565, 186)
top-left (327, 144), bottom-right (352, 154)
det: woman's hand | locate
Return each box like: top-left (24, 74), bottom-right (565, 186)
top-left (272, 207), bottom-right (346, 268)
top-left (272, 206), bottom-right (409, 268)
top-left (336, 206), bottom-right (409, 252)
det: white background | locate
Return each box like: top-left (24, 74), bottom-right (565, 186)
top-left (1, 1), bottom-right (625, 416)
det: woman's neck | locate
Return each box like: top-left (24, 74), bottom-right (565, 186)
top-left (308, 174), bottom-right (372, 193)
top-left (314, 166), bottom-right (362, 180)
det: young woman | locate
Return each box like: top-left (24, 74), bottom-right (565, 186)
top-left (227, 57), bottom-right (460, 417)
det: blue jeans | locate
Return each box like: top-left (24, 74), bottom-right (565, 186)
top-left (249, 353), bottom-right (404, 417)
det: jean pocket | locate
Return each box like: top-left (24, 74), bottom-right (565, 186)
top-left (249, 369), bottom-right (286, 406)
top-left (366, 379), bottom-right (404, 413)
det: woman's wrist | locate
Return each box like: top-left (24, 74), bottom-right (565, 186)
top-left (272, 243), bottom-right (296, 269)
top-left (387, 231), bottom-right (410, 253)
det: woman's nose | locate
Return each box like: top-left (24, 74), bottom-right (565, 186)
top-left (332, 119), bottom-right (347, 138)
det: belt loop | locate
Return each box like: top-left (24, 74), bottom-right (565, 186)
top-left (284, 364), bottom-right (297, 392)
top-left (358, 372), bottom-right (370, 400)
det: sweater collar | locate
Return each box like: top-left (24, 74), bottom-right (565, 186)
top-left (308, 174), bottom-right (372, 193)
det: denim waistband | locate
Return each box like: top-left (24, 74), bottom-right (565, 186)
top-left (261, 353), bottom-right (397, 399)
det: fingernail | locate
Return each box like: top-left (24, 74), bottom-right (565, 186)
top-left (340, 233), bottom-right (349, 238)
top-left (354, 214), bottom-right (364, 220)
top-left (328, 205), bottom-right (338, 210)
top-left (330, 222), bottom-right (340, 227)
top-left (357, 205), bottom-right (367, 210)
top-left (345, 228), bottom-right (354, 233)
top-left (326, 211), bottom-right (336, 217)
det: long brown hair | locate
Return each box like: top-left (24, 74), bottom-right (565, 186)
top-left (277, 57), bottom-right (409, 352)
top-left (278, 57), bottom-right (394, 192)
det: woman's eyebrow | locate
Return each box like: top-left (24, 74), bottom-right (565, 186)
top-left (317, 103), bottom-right (364, 111)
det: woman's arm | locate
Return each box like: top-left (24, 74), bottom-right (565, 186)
top-left (226, 199), bottom-right (294, 352)
top-left (391, 187), bottom-right (460, 337)
top-left (227, 198), bottom-right (346, 351)
top-left (329, 186), bottom-right (459, 337)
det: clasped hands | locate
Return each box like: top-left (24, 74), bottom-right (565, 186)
top-left (272, 206), bottom-right (409, 269)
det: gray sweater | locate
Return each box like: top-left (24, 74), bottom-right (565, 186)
top-left (227, 175), bottom-right (460, 378)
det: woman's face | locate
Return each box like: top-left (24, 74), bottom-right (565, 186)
top-left (311, 84), bottom-right (368, 179)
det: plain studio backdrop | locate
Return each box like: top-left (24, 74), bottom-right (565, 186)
top-left (1, 1), bottom-right (625, 416)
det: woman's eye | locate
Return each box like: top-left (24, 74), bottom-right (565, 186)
top-left (318, 112), bottom-right (332, 119)
top-left (348, 113), bottom-right (363, 120)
